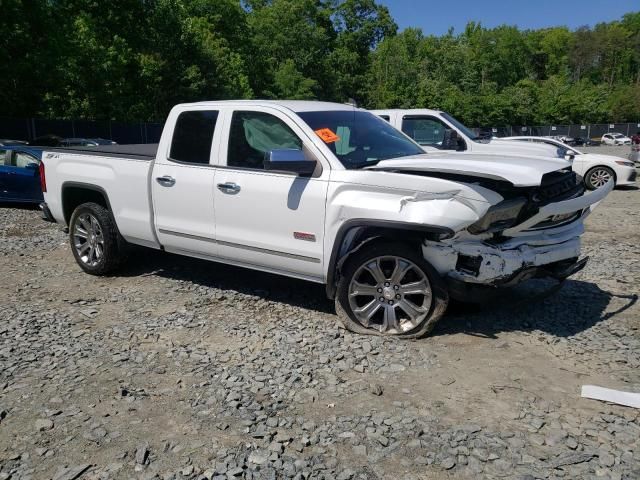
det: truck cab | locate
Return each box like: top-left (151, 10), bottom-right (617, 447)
top-left (372, 109), bottom-right (561, 159)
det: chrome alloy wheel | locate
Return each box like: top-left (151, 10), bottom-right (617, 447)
top-left (348, 256), bottom-right (433, 334)
top-left (589, 168), bottom-right (612, 188)
top-left (73, 213), bottom-right (104, 267)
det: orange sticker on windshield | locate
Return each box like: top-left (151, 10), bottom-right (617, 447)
top-left (314, 128), bottom-right (340, 143)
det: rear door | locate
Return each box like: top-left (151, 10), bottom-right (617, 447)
top-left (213, 107), bottom-right (329, 280)
top-left (151, 109), bottom-right (221, 257)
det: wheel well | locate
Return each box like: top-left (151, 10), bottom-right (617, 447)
top-left (325, 221), bottom-right (453, 299)
top-left (62, 185), bottom-right (110, 225)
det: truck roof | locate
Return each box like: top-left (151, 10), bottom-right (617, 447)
top-left (371, 108), bottom-right (443, 115)
top-left (175, 100), bottom-right (360, 113)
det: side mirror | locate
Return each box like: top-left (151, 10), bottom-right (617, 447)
top-left (264, 149), bottom-right (317, 176)
top-left (25, 162), bottom-right (39, 170)
top-left (442, 129), bottom-right (460, 150)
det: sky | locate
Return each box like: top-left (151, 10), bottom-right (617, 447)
top-left (380, 0), bottom-right (639, 35)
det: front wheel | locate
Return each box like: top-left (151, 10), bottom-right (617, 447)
top-left (585, 166), bottom-right (615, 190)
top-left (335, 242), bottom-right (449, 339)
top-left (69, 202), bottom-right (126, 275)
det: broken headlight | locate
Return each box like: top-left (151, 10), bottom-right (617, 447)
top-left (467, 198), bottom-right (527, 234)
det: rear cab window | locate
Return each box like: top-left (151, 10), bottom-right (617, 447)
top-left (169, 110), bottom-right (219, 165)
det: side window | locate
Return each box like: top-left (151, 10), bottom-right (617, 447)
top-left (378, 115), bottom-right (390, 122)
top-left (401, 116), bottom-right (448, 147)
top-left (169, 110), bottom-right (219, 164)
top-left (227, 111), bottom-right (302, 170)
top-left (13, 151), bottom-right (38, 168)
top-left (0, 149), bottom-right (7, 166)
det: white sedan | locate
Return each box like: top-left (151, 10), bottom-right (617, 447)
top-left (505, 136), bottom-right (637, 189)
top-left (601, 132), bottom-right (632, 145)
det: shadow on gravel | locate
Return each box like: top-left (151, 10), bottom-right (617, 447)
top-left (0, 202), bottom-right (39, 210)
top-left (121, 247), bottom-right (637, 340)
top-left (434, 279), bottom-right (638, 339)
top-left (121, 247), bottom-right (334, 313)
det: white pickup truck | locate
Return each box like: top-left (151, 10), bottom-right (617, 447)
top-left (372, 108), bottom-right (562, 158)
top-left (40, 100), bottom-right (612, 338)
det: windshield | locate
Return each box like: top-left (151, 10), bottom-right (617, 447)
top-left (440, 112), bottom-right (480, 141)
top-left (612, 133), bottom-right (624, 138)
top-left (297, 110), bottom-right (424, 169)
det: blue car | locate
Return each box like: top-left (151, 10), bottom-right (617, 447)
top-left (0, 145), bottom-right (44, 203)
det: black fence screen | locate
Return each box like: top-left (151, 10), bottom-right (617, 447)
top-left (0, 117), bottom-right (164, 144)
top-left (2, 117), bottom-right (639, 144)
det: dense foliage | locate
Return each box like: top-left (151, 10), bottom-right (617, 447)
top-left (2, 1), bottom-right (639, 126)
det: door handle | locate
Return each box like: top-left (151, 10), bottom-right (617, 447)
top-left (156, 175), bottom-right (176, 187)
top-left (217, 182), bottom-right (241, 194)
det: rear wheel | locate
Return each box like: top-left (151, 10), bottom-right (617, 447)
top-left (585, 166), bottom-right (614, 190)
top-left (336, 242), bottom-right (448, 338)
top-left (69, 202), bottom-right (126, 275)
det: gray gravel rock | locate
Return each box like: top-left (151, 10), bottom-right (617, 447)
top-left (1, 194), bottom-right (639, 479)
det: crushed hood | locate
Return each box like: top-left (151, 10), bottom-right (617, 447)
top-left (367, 153), bottom-right (572, 187)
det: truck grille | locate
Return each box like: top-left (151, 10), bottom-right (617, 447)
top-left (535, 170), bottom-right (584, 203)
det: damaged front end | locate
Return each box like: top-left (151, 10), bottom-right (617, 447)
top-left (421, 170), bottom-right (613, 299)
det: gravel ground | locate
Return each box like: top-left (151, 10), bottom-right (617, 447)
top-left (0, 184), bottom-right (639, 480)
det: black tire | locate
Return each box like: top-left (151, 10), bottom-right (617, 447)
top-left (584, 166), bottom-right (615, 190)
top-left (335, 241), bottom-right (449, 339)
top-left (69, 202), bottom-right (126, 275)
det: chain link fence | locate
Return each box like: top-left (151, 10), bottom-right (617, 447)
top-left (2, 117), bottom-right (640, 144)
top-left (477, 122), bottom-right (640, 139)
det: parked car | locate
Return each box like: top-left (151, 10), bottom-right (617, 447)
top-left (601, 133), bottom-right (632, 146)
top-left (0, 139), bottom-right (29, 146)
top-left (552, 135), bottom-right (575, 146)
top-left (504, 136), bottom-right (636, 189)
top-left (0, 145), bottom-right (43, 203)
top-left (40, 100), bottom-right (611, 338)
top-left (372, 109), bottom-right (562, 158)
top-left (60, 138), bottom-right (118, 147)
top-left (573, 137), bottom-right (601, 147)
top-left (30, 135), bottom-right (63, 147)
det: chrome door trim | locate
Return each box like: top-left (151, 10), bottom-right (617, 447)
top-left (158, 228), bottom-right (217, 244)
top-left (158, 228), bottom-right (320, 263)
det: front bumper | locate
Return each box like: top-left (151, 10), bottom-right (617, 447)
top-left (424, 232), bottom-right (584, 286)
top-left (422, 180), bottom-right (612, 291)
top-left (446, 257), bottom-right (588, 302)
top-left (617, 166), bottom-right (637, 185)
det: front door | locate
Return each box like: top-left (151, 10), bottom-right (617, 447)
top-left (401, 115), bottom-right (449, 152)
top-left (7, 150), bottom-right (42, 202)
top-left (213, 109), bottom-right (329, 280)
top-left (152, 109), bottom-right (220, 256)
